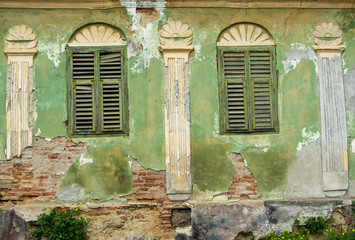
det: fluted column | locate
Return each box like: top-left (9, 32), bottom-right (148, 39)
top-left (313, 23), bottom-right (348, 197)
top-left (4, 25), bottom-right (37, 159)
top-left (159, 21), bottom-right (193, 200)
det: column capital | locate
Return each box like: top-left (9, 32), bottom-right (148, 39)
top-left (159, 46), bottom-right (194, 66)
top-left (5, 25), bottom-right (37, 53)
top-left (313, 22), bottom-right (345, 56)
top-left (159, 20), bottom-right (193, 66)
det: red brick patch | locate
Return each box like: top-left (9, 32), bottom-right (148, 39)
top-left (0, 137), bottom-right (86, 203)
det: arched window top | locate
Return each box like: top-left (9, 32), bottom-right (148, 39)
top-left (68, 23), bottom-right (126, 47)
top-left (217, 22), bottom-right (274, 47)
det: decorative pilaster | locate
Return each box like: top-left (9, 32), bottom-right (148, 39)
top-left (313, 22), bottom-right (348, 197)
top-left (159, 21), bottom-right (193, 200)
top-left (4, 25), bottom-right (37, 159)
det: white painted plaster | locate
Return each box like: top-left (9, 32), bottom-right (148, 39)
top-left (194, 44), bottom-right (201, 55)
top-left (254, 139), bottom-right (271, 153)
top-left (45, 138), bottom-right (51, 141)
top-left (120, 0), bottom-right (166, 9)
top-left (283, 45), bottom-right (314, 73)
top-left (351, 139), bottom-right (355, 153)
top-left (33, 99), bottom-right (38, 121)
top-left (37, 36), bottom-right (66, 67)
top-left (212, 112), bottom-right (220, 137)
top-left (78, 154), bottom-right (93, 166)
top-left (122, 1), bottom-right (166, 73)
top-left (35, 128), bottom-right (41, 136)
top-left (290, 42), bottom-right (306, 50)
top-left (243, 157), bottom-right (248, 167)
top-left (282, 59), bottom-right (300, 73)
top-left (297, 127), bottom-right (320, 151)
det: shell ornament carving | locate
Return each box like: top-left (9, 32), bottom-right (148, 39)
top-left (218, 23), bottom-right (274, 46)
top-left (159, 21), bottom-right (193, 46)
top-left (5, 25), bottom-right (37, 50)
top-left (313, 22), bottom-right (343, 46)
top-left (69, 25), bottom-right (125, 45)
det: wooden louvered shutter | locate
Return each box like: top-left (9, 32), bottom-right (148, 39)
top-left (222, 50), bottom-right (249, 132)
top-left (71, 51), bottom-right (96, 133)
top-left (249, 48), bottom-right (276, 131)
top-left (99, 51), bottom-right (123, 132)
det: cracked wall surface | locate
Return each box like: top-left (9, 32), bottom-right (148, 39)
top-left (0, 8), bottom-right (353, 201)
top-left (0, 137), bottom-right (86, 202)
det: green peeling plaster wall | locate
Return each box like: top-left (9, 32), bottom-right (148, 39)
top-left (0, 8), bottom-right (354, 199)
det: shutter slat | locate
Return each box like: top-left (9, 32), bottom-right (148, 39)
top-left (73, 51), bottom-right (95, 81)
top-left (73, 78), bottom-right (94, 132)
top-left (250, 50), bottom-right (271, 78)
top-left (252, 76), bottom-right (273, 130)
top-left (99, 51), bottom-right (122, 80)
top-left (220, 47), bottom-right (276, 133)
top-left (223, 51), bottom-right (246, 80)
top-left (225, 73), bottom-right (248, 131)
top-left (99, 51), bottom-right (123, 131)
top-left (250, 49), bottom-right (274, 131)
top-left (100, 62), bottom-right (121, 66)
top-left (70, 49), bottom-right (126, 135)
top-left (101, 78), bottom-right (122, 131)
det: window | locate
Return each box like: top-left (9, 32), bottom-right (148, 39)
top-left (218, 46), bottom-right (278, 133)
top-left (67, 46), bottom-right (128, 136)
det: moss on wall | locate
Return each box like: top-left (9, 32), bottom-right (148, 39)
top-left (0, 8), bottom-right (354, 199)
top-left (61, 140), bottom-right (133, 199)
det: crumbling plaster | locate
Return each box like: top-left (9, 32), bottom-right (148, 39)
top-left (0, 7), bottom-right (354, 200)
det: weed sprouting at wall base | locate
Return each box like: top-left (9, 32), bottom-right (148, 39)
top-left (31, 207), bottom-right (87, 240)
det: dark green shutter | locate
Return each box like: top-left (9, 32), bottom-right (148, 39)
top-left (249, 49), bottom-right (275, 131)
top-left (222, 51), bottom-right (248, 132)
top-left (219, 46), bottom-right (277, 133)
top-left (71, 51), bottom-right (96, 133)
top-left (99, 51), bottom-right (123, 132)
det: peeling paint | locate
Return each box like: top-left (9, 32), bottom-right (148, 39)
top-left (37, 37), bottom-right (66, 67)
top-left (283, 49), bottom-right (314, 73)
top-left (297, 127), bottom-right (320, 151)
top-left (352, 139), bottom-right (355, 154)
top-left (283, 59), bottom-right (300, 73)
top-left (0, 8), bottom-right (353, 199)
top-left (78, 154), bottom-right (94, 166)
top-left (35, 128), bottom-right (41, 136)
top-left (254, 140), bottom-right (271, 152)
top-left (124, 2), bottom-right (166, 73)
top-left (120, 0), bottom-right (166, 9)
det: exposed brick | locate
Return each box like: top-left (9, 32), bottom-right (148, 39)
top-left (225, 153), bottom-right (258, 200)
top-left (0, 137), bottom-right (87, 203)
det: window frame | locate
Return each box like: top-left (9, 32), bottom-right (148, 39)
top-left (67, 45), bottom-right (128, 137)
top-left (217, 45), bottom-right (278, 134)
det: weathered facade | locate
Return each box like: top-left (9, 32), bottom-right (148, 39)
top-left (0, 0), bottom-right (354, 239)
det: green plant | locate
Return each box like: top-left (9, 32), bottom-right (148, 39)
top-left (32, 207), bottom-right (87, 240)
top-left (304, 216), bottom-right (326, 234)
top-left (263, 229), bottom-right (309, 240)
top-left (325, 227), bottom-right (355, 240)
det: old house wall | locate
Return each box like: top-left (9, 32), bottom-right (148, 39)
top-left (0, 5), bottom-right (354, 239)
